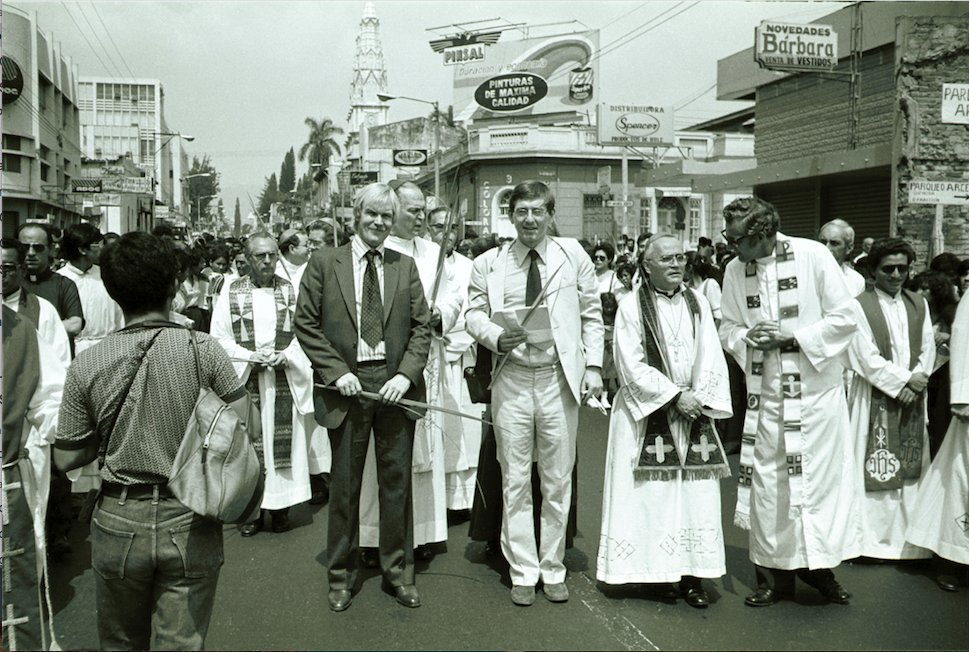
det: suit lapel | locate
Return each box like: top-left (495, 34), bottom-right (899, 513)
top-left (383, 250), bottom-right (399, 325)
top-left (545, 237), bottom-right (567, 312)
top-left (487, 246), bottom-right (507, 315)
top-left (334, 246), bottom-right (357, 330)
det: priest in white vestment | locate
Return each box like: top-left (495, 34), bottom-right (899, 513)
top-left (907, 292), bottom-right (969, 587)
top-left (359, 182), bottom-right (462, 556)
top-left (212, 234), bottom-right (315, 535)
top-left (427, 206), bottom-right (480, 511)
top-left (845, 238), bottom-right (934, 560)
top-left (598, 235), bottom-right (732, 609)
top-left (819, 219), bottom-right (866, 297)
top-left (719, 197), bottom-right (860, 607)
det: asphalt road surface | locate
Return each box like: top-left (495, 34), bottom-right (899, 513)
top-left (51, 409), bottom-right (968, 650)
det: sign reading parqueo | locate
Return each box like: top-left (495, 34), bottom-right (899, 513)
top-left (597, 103), bottom-right (674, 147)
top-left (474, 73), bottom-right (548, 112)
top-left (754, 21), bottom-right (838, 72)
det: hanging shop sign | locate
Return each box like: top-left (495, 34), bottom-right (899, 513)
top-left (597, 103), bottom-right (674, 147)
top-left (754, 21), bottom-right (838, 72)
top-left (941, 84), bottom-right (969, 125)
top-left (393, 149), bottom-right (428, 166)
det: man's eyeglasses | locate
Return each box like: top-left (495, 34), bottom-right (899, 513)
top-left (22, 243), bottom-right (48, 253)
top-left (512, 207), bottom-right (549, 219)
top-left (879, 264), bottom-right (909, 275)
top-left (593, 254), bottom-right (608, 262)
top-left (720, 229), bottom-right (757, 247)
top-left (0, 263), bottom-right (19, 274)
top-left (648, 253), bottom-right (687, 266)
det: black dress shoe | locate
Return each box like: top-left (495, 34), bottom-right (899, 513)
top-left (415, 544), bottom-right (434, 561)
top-left (644, 582), bottom-right (680, 600)
top-left (484, 539), bottom-right (501, 558)
top-left (818, 582), bottom-right (851, 604)
top-left (936, 574), bottom-right (960, 592)
top-left (239, 517), bottom-right (263, 537)
top-left (270, 509), bottom-right (290, 533)
top-left (309, 473), bottom-right (330, 505)
top-left (394, 584), bottom-right (421, 608)
top-left (328, 589), bottom-right (352, 612)
top-left (745, 588), bottom-right (779, 607)
top-left (682, 587), bottom-right (710, 609)
top-left (360, 547), bottom-right (379, 568)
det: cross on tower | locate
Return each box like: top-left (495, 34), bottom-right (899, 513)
top-left (646, 435), bottom-right (674, 463)
top-left (691, 434), bottom-right (718, 462)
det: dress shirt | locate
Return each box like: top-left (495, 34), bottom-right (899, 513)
top-left (874, 287), bottom-right (916, 376)
top-left (505, 238), bottom-right (557, 367)
top-left (351, 235), bottom-right (387, 362)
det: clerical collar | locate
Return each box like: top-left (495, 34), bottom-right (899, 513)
top-left (654, 285), bottom-right (683, 299)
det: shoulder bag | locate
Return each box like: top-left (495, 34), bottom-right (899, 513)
top-left (168, 330), bottom-right (264, 524)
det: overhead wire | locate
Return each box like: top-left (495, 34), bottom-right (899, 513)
top-left (59, 2), bottom-right (124, 79)
top-left (88, 1), bottom-right (139, 79)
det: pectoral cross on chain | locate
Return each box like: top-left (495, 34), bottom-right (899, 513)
top-left (691, 434), bottom-right (718, 462)
top-left (668, 337), bottom-right (689, 366)
top-left (646, 435), bottom-right (674, 463)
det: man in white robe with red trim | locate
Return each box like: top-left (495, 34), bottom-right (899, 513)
top-left (598, 235), bottom-right (732, 609)
top-left (719, 197), bottom-right (861, 607)
top-left (846, 238), bottom-right (934, 561)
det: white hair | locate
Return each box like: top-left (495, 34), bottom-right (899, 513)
top-left (819, 218), bottom-right (855, 247)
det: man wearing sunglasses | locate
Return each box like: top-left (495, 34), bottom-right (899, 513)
top-left (719, 197), bottom-right (859, 607)
top-left (844, 237), bottom-right (934, 562)
top-left (17, 222), bottom-right (84, 346)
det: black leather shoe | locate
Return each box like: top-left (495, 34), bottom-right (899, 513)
top-left (644, 582), bottom-right (679, 600)
top-left (328, 589), bottom-right (352, 612)
top-left (745, 588), bottom-right (779, 607)
top-left (270, 509), bottom-right (290, 533)
top-left (394, 584), bottom-right (421, 608)
top-left (415, 544), bottom-right (434, 561)
top-left (239, 517), bottom-right (263, 537)
top-left (936, 574), bottom-right (960, 592)
top-left (818, 582), bottom-right (851, 604)
top-left (309, 473), bottom-right (330, 505)
top-left (683, 587), bottom-right (710, 609)
top-left (484, 539), bottom-right (501, 558)
top-left (360, 548), bottom-right (379, 568)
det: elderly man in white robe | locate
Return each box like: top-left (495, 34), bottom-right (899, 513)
top-left (846, 238), bottom-right (934, 561)
top-left (819, 219), bottom-right (866, 297)
top-left (598, 235), bottom-right (732, 609)
top-left (212, 234), bottom-right (316, 535)
top-left (427, 205), bottom-right (480, 512)
top-left (907, 292), bottom-right (969, 591)
top-left (358, 182), bottom-right (462, 562)
top-left (719, 197), bottom-right (860, 607)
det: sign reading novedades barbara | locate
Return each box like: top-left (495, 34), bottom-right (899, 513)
top-left (755, 21), bottom-right (838, 72)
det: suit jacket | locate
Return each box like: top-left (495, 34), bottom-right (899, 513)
top-left (294, 243), bottom-right (432, 429)
top-left (465, 236), bottom-right (604, 403)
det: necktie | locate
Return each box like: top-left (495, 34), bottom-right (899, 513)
top-left (526, 249), bottom-right (542, 306)
top-left (361, 249), bottom-right (383, 347)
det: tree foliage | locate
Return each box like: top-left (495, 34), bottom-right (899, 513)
top-left (185, 154), bottom-right (220, 223)
top-left (279, 148), bottom-right (296, 193)
top-left (299, 117), bottom-right (344, 170)
top-left (258, 173), bottom-right (280, 217)
top-left (233, 198), bottom-right (242, 237)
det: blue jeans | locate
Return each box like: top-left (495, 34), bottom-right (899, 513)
top-left (91, 488), bottom-right (223, 650)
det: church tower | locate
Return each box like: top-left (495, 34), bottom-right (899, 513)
top-left (347, 1), bottom-right (389, 171)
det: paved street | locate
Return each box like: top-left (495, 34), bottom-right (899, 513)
top-left (51, 409), bottom-right (968, 650)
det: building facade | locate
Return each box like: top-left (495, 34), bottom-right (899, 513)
top-left (2, 5), bottom-right (84, 237)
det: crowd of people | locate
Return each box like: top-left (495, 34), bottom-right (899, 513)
top-left (3, 183), bottom-right (968, 649)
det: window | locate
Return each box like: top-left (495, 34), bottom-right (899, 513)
top-left (582, 193), bottom-right (613, 242)
top-left (40, 163), bottom-right (49, 181)
top-left (639, 200), bottom-right (651, 233)
top-left (688, 198), bottom-right (702, 243)
top-left (3, 153), bottom-right (22, 173)
top-left (3, 134), bottom-right (22, 150)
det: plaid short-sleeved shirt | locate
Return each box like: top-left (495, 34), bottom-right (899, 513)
top-left (56, 323), bottom-right (246, 485)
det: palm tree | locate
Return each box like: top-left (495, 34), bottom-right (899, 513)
top-left (298, 117), bottom-right (344, 170)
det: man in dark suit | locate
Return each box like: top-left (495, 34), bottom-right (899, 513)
top-left (295, 182), bottom-right (431, 612)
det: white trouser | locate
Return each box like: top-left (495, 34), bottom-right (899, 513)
top-left (492, 361), bottom-right (578, 586)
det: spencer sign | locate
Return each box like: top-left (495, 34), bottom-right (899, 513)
top-left (754, 21), bottom-right (838, 72)
top-left (597, 103), bottom-right (674, 147)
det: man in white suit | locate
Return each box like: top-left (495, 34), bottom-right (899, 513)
top-left (466, 180), bottom-right (604, 606)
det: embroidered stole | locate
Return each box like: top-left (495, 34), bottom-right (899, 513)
top-left (229, 276), bottom-right (297, 470)
top-left (856, 289), bottom-right (926, 491)
top-left (735, 238), bottom-right (803, 530)
top-left (634, 281), bottom-right (730, 481)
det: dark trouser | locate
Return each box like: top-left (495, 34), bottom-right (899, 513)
top-left (327, 362), bottom-right (415, 592)
top-left (92, 486), bottom-right (223, 651)
top-left (755, 564), bottom-right (837, 594)
top-left (46, 467), bottom-right (73, 543)
top-left (717, 354), bottom-right (746, 451)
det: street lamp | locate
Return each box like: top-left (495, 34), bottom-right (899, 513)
top-left (377, 93), bottom-right (440, 199)
top-left (181, 172), bottom-right (212, 181)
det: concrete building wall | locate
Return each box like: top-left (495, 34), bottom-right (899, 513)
top-left (893, 15), bottom-right (969, 264)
